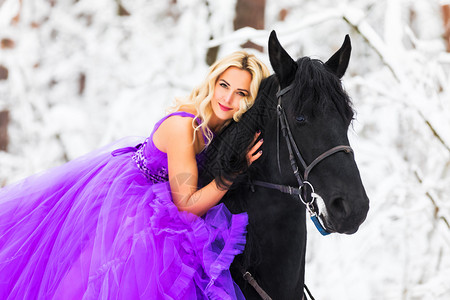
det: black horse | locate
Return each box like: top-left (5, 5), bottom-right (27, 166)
top-left (201, 31), bottom-right (370, 299)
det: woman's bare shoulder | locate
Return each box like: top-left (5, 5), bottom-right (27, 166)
top-left (153, 115), bottom-right (195, 153)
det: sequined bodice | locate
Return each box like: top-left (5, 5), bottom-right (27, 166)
top-left (131, 138), bottom-right (168, 184)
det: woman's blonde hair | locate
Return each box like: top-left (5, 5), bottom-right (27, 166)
top-left (168, 51), bottom-right (270, 146)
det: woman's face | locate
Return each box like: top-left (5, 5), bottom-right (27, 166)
top-left (211, 66), bottom-right (252, 122)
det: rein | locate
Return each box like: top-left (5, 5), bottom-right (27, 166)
top-left (239, 83), bottom-right (353, 300)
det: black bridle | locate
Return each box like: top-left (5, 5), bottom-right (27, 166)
top-left (240, 83), bottom-right (353, 300)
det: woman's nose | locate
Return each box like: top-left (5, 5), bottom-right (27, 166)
top-left (223, 91), bottom-right (233, 104)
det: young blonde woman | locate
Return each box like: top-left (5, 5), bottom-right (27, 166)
top-left (0, 51), bottom-right (270, 299)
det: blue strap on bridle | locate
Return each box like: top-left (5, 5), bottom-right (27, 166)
top-left (310, 215), bottom-right (331, 236)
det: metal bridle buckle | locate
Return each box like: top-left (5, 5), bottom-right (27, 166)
top-left (277, 104), bottom-right (282, 110)
top-left (299, 181), bottom-right (315, 206)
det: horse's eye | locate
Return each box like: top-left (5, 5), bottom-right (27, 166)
top-left (296, 116), bottom-right (306, 123)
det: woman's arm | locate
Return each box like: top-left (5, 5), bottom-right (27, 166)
top-left (156, 116), bottom-right (262, 216)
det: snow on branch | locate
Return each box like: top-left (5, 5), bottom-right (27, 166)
top-left (417, 110), bottom-right (450, 154)
top-left (414, 168), bottom-right (450, 230)
top-left (342, 8), bottom-right (402, 82)
top-left (207, 9), bottom-right (343, 48)
top-left (341, 6), bottom-right (450, 154)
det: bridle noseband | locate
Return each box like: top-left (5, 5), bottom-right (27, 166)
top-left (252, 83), bottom-right (353, 235)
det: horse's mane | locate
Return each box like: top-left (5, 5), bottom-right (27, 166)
top-left (293, 57), bottom-right (354, 124)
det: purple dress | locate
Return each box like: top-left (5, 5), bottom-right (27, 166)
top-left (0, 112), bottom-right (247, 299)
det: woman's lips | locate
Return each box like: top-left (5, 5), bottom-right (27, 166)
top-left (219, 103), bottom-right (232, 111)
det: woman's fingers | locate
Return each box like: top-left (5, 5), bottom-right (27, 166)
top-left (250, 131), bottom-right (261, 145)
top-left (247, 131), bottom-right (263, 166)
top-left (248, 148), bottom-right (262, 165)
top-left (248, 138), bottom-right (263, 156)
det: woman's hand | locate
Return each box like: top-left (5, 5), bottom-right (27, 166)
top-left (246, 131), bottom-right (263, 166)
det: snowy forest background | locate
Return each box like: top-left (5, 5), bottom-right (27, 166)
top-left (0, 0), bottom-right (449, 299)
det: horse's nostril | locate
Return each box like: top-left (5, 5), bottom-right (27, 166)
top-left (330, 197), bottom-right (349, 218)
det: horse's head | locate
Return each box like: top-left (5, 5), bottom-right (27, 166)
top-left (266, 31), bottom-right (369, 234)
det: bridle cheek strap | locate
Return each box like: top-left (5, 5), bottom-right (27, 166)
top-left (276, 84), bottom-right (296, 175)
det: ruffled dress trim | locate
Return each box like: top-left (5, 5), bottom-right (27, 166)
top-left (150, 182), bottom-right (247, 299)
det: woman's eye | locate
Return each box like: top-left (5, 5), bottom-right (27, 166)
top-left (220, 83), bottom-right (228, 88)
top-left (237, 92), bottom-right (246, 97)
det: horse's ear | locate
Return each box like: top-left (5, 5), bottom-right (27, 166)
top-left (268, 30), bottom-right (297, 87)
top-left (325, 34), bottom-right (352, 78)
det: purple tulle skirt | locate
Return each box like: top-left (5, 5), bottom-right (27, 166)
top-left (0, 138), bottom-right (247, 299)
